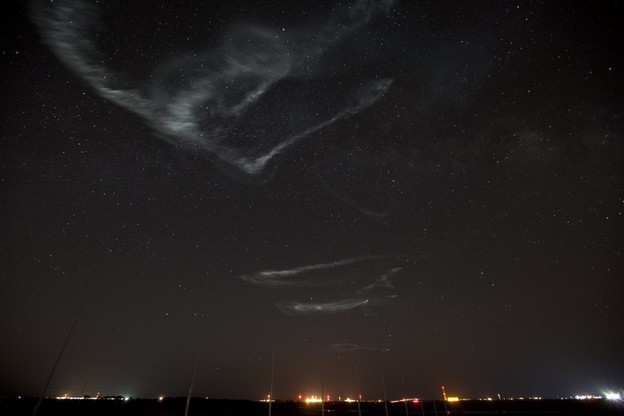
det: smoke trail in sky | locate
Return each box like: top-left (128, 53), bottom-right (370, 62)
top-left (357, 267), bottom-right (402, 297)
top-left (240, 256), bottom-right (404, 315)
top-left (240, 256), bottom-right (390, 287)
top-left (276, 299), bottom-right (369, 316)
top-left (32, 0), bottom-right (394, 177)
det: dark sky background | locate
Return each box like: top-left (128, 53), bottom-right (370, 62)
top-left (1, 0), bottom-right (622, 401)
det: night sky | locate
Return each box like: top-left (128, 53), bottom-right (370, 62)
top-left (1, 0), bottom-right (623, 402)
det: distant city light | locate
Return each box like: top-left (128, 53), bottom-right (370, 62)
top-left (605, 392), bottom-right (622, 401)
top-left (74, 393), bottom-right (617, 403)
top-left (390, 398), bottom-right (422, 404)
top-left (39, 392), bottom-right (624, 404)
top-left (304, 395), bottom-right (322, 403)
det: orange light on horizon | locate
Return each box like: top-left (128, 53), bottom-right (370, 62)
top-left (304, 395), bottom-right (322, 404)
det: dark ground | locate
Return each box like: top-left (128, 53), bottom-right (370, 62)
top-left (1, 398), bottom-right (622, 416)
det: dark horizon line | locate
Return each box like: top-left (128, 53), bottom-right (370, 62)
top-left (3, 395), bottom-right (613, 402)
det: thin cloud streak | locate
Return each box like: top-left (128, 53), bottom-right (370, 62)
top-left (240, 256), bottom-right (405, 315)
top-left (276, 299), bottom-right (369, 316)
top-left (240, 255), bottom-right (390, 287)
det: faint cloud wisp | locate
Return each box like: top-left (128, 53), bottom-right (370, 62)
top-left (32, 0), bottom-right (394, 177)
top-left (240, 256), bottom-right (404, 316)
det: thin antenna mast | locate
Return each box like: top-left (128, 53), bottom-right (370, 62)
top-left (32, 319), bottom-right (78, 416)
top-left (355, 364), bottom-right (362, 416)
top-left (381, 368), bottom-right (389, 416)
top-left (184, 342), bottom-right (202, 416)
top-left (268, 347), bottom-right (275, 416)
top-left (320, 357), bottom-right (325, 416)
top-left (441, 385), bottom-right (449, 415)
top-left (401, 374), bottom-right (409, 416)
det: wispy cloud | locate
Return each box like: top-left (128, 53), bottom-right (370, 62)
top-left (276, 299), bottom-right (369, 315)
top-left (240, 256), bottom-right (388, 287)
top-left (32, 0), bottom-right (393, 177)
top-left (240, 256), bottom-right (404, 316)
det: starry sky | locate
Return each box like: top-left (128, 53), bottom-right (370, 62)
top-left (1, 0), bottom-right (622, 401)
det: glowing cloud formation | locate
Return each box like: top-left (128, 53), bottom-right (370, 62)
top-left (240, 256), bottom-right (404, 315)
top-left (32, 0), bottom-right (394, 177)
